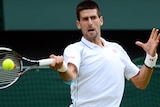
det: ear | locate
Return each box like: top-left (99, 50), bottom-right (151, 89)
top-left (76, 20), bottom-right (81, 29)
top-left (100, 16), bottom-right (104, 26)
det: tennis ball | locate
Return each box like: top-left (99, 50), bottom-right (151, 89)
top-left (2, 58), bottom-right (15, 70)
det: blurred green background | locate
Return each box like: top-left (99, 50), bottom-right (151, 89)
top-left (0, 1), bottom-right (160, 107)
top-left (1, 0), bottom-right (160, 30)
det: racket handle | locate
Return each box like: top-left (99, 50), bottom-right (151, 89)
top-left (38, 58), bottom-right (55, 66)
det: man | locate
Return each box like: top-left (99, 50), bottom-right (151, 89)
top-left (49, 0), bottom-right (160, 107)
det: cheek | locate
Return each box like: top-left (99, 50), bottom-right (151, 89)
top-left (81, 28), bottom-right (87, 34)
top-left (79, 24), bottom-right (86, 31)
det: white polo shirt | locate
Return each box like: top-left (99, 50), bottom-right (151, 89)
top-left (63, 37), bottom-right (139, 107)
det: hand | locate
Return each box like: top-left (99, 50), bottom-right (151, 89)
top-left (49, 54), bottom-right (64, 70)
top-left (135, 28), bottom-right (160, 56)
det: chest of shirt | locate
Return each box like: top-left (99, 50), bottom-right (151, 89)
top-left (79, 46), bottom-right (125, 77)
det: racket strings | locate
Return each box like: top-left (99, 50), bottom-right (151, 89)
top-left (0, 51), bottom-right (21, 87)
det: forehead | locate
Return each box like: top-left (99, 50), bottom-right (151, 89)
top-left (79, 9), bottom-right (98, 18)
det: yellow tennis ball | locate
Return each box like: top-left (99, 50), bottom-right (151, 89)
top-left (2, 58), bottom-right (15, 70)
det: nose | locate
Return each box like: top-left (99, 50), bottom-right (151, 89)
top-left (88, 18), bottom-right (93, 26)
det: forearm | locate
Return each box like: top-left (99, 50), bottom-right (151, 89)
top-left (58, 71), bottom-right (75, 82)
top-left (131, 53), bottom-right (158, 89)
top-left (58, 63), bottom-right (77, 82)
top-left (132, 65), bottom-right (154, 89)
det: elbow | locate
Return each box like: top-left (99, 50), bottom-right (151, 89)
top-left (131, 76), bottom-right (150, 90)
top-left (134, 83), bottom-right (148, 90)
top-left (135, 85), bottom-right (147, 90)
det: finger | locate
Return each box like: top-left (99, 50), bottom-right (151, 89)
top-left (54, 55), bottom-right (63, 63)
top-left (150, 28), bottom-right (159, 40)
top-left (150, 28), bottom-right (155, 39)
top-left (156, 33), bottom-right (160, 42)
top-left (153, 29), bottom-right (159, 40)
top-left (156, 32), bottom-right (160, 40)
top-left (158, 33), bottom-right (160, 40)
top-left (49, 54), bottom-right (55, 58)
top-left (49, 60), bottom-right (56, 68)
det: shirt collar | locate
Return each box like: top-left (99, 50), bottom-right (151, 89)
top-left (81, 37), bottom-right (108, 49)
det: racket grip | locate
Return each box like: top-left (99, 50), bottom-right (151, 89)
top-left (39, 58), bottom-right (55, 66)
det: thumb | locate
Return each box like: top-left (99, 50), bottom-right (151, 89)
top-left (49, 54), bottom-right (56, 58)
top-left (135, 41), bottom-right (144, 48)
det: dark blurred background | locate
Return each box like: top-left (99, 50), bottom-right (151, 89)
top-left (0, 30), bottom-right (151, 60)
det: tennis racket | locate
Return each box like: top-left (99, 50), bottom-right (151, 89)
top-left (0, 47), bottom-right (54, 90)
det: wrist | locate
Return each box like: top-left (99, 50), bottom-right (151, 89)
top-left (144, 53), bottom-right (158, 68)
top-left (57, 61), bottom-right (67, 72)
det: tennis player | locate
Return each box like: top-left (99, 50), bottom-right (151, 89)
top-left (49, 0), bottom-right (160, 107)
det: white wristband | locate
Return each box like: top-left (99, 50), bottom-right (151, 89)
top-left (144, 53), bottom-right (158, 68)
top-left (57, 61), bottom-right (67, 72)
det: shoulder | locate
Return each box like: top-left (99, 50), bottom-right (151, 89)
top-left (104, 40), bottom-right (128, 56)
top-left (104, 39), bottom-right (124, 50)
top-left (64, 41), bottom-right (84, 53)
top-left (109, 42), bottom-right (124, 50)
top-left (65, 41), bottom-right (82, 49)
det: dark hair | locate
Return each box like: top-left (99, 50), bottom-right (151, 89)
top-left (76, 0), bottom-right (101, 21)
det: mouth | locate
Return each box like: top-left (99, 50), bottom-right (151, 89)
top-left (87, 29), bottom-right (95, 33)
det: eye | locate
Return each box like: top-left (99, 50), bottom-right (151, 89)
top-left (91, 16), bottom-right (97, 20)
top-left (83, 17), bottom-right (88, 21)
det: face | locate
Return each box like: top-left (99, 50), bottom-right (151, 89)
top-left (76, 9), bottom-right (103, 41)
